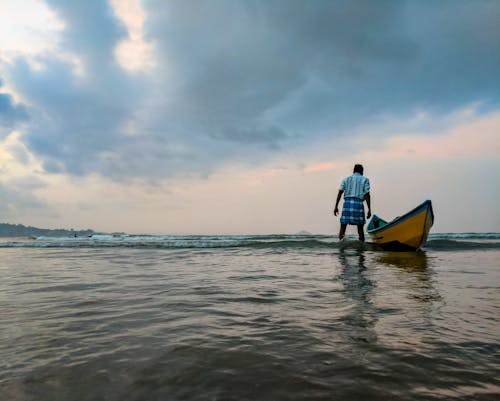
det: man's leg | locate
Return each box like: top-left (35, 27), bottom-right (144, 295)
top-left (357, 224), bottom-right (365, 242)
top-left (339, 224), bottom-right (347, 240)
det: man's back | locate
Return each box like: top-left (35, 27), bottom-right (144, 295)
top-left (340, 172), bottom-right (370, 199)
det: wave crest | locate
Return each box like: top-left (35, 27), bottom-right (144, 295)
top-left (0, 234), bottom-right (499, 251)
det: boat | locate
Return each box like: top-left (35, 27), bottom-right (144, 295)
top-left (367, 200), bottom-right (434, 251)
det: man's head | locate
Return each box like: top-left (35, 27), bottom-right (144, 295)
top-left (353, 164), bottom-right (364, 175)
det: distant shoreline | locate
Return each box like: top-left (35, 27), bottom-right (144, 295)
top-left (0, 223), bottom-right (96, 238)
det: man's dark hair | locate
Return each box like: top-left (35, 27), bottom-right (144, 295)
top-left (353, 164), bottom-right (364, 174)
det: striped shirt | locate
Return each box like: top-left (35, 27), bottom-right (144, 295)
top-left (339, 173), bottom-right (370, 200)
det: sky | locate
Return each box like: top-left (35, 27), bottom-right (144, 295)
top-left (0, 0), bottom-right (499, 235)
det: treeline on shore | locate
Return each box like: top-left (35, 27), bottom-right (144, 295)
top-left (0, 223), bottom-right (95, 238)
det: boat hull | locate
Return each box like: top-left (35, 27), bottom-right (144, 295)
top-left (367, 200), bottom-right (434, 251)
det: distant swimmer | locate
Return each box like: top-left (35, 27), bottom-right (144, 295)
top-left (333, 164), bottom-right (372, 241)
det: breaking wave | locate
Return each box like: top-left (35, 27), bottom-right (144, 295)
top-left (0, 233), bottom-right (499, 250)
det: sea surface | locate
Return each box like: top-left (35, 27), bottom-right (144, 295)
top-left (1, 233), bottom-right (499, 401)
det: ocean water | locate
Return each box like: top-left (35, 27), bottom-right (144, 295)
top-left (0, 234), bottom-right (499, 401)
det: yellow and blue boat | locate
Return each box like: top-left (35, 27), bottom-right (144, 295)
top-left (367, 200), bottom-right (434, 251)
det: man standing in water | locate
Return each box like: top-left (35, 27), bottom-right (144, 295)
top-left (334, 164), bottom-right (371, 241)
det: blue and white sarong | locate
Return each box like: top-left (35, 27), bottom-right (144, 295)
top-left (340, 197), bottom-right (366, 225)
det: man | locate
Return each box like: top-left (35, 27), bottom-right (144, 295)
top-left (333, 164), bottom-right (371, 241)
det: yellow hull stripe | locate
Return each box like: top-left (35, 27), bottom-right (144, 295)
top-left (370, 209), bottom-right (432, 249)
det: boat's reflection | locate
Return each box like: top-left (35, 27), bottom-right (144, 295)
top-left (376, 251), bottom-right (441, 303)
top-left (377, 251), bottom-right (428, 270)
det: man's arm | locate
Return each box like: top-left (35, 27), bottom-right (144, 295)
top-left (364, 192), bottom-right (371, 219)
top-left (334, 190), bottom-right (344, 216)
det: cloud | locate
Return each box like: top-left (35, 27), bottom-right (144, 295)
top-left (6, 43), bottom-right (144, 176)
top-left (110, 0), bottom-right (155, 72)
top-left (210, 125), bottom-right (288, 150)
top-left (379, 114), bottom-right (500, 160)
top-left (0, 80), bottom-right (29, 138)
top-left (0, 181), bottom-right (46, 221)
top-left (144, 0), bottom-right (499, 137)
top-left (0, 0), bottom-right (498, 182)
top-left (0, 0), bottom-right (64, 58)
top-left (304, 162), bottom-right (336, 174)
top-left (44, 0), bottom-right (128, 72)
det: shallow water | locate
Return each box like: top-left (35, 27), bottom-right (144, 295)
top-left (0, 236), bottom-right (499, 400)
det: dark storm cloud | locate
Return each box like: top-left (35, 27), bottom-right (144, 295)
top-left (9, 55), bottom-right (138, 175)
top-left (0, 79), bottom-right (29, 138)
top-left (6, 0), bottom-right (145, 176)
top-left (44, 0), bottom-right (128, 72)
top-left (144, 0), bottom-right (499, 139)
top-left (210, 125), bottom-right (288, 150)
top-left (2, 0), bottom-right (499, 179)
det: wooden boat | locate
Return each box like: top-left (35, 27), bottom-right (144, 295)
top-left (367, 200), bottom-right (434, 251)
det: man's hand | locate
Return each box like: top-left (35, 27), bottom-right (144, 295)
top-left (367, 210), bottom-right (372, 219)
top-left (334, 207), bottom-right (339, 216)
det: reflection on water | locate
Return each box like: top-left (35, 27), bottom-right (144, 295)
top-left (336, 248), bottom-right (377, 345)
top-left (377, 251), bottom-right (429, 270)
top-left (1, 246), bottom-right (498, 400)
top-left (376, 251), bottom-right (441, 303)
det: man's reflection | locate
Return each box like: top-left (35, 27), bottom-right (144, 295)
top-left (336, 247), bottom-right (377, 345)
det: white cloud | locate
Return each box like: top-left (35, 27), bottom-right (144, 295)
top-left (110, 0), bottom-right (156, 72)
top-left (0, 0), bottom-right (63, 59)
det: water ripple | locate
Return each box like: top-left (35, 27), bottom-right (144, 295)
top-left (0, 247), bottom-right (499, 400)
